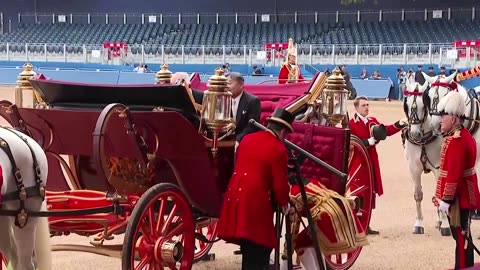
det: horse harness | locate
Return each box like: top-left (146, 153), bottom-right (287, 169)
top-left (426, 80), bottom-right (480, 135)
top-left (0, 127), bottom-right (45, 228)
top-left (402, 85), bottom-right (439, 173)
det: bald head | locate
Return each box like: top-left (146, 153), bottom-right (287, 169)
top-left (170, 72), bottom-right (190, 85)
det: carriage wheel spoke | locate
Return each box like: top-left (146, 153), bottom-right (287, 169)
top-left (139, 221), bottom-right (154, 243)
top-left (161, 204), bottom-right (178, 235)
top-left (346, 164), bottom-right (361, 190)
top-left (347, 185), bottom-right (369, 197)
top-left (155, 199), bottom-right (166, 235)
top-left (164, 222), bottom-right (184, 239)
top-left (135, 256), bottom-right (151, 270)
top-left (148, 206), bottom-right (155, 237)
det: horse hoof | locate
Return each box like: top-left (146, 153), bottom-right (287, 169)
top-left (440, 228), bottom-right (451, 236)
top-left (435, 221), bottom-right (442, 229)
top-left (413, 226), bottom-right (424, 234)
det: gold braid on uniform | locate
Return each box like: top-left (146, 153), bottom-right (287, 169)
top-left (289, 182), bottom-right (369, 255)
top-left (287, 65), bottom-right (299, 83)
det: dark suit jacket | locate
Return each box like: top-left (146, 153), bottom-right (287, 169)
top-left (191, 88), bottom-right (204, 104)
top-left (415, 71), bottom-right (426, 85)
top-left (234, 91), bottom-right (261, 142)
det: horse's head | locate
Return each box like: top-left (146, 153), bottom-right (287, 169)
top-left (403, 80), bottom-right (430, 141)
top-left (422, 71), bottom-right (458, 135)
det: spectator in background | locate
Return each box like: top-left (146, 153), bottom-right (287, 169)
top-left (439, 66), bottom-right (447, 77)
top-left (324, 68), bottom-right (331, 76)
top-left (223, 63), bottom-right (231, 76)
top-left (359, 67), bottom-right (369, 79)
top-left (133, 63), bottom-right (146, 73)
top-left (144, 65), bottom-right (152, 73)
top-left (397, 66), bottom-right (407, 100)
top-left (427, 66), bottom-right (436, 77)
top-left (408, 68), bottom-right (416, 84)
top-left (340, 65), bottom-right (357, 99)
top-left (252, 65), bottom-right (262, 76)
top-left (415, 65), bottom-right (426, 85)
top-left (371, 70), bottom-right (382, 80)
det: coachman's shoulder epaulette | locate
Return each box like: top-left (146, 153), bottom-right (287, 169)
top-left (452, 129), bottom-right (461, 139)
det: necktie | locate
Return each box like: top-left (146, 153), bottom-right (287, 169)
top-left (232, 100), bottom-right (237, 120)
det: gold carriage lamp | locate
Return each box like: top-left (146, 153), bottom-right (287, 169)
top-left (321, 68), bottom-right (349, 126)
top-left (200, 68), bottom-right (236, 156)
top-left (155, 64), bottom-right (173, 84)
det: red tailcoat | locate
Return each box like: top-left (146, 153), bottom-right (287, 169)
top-left (349, 113), bottom-right (403, 199)
top-left (217, 130), bottom-right (290, 249)
top-left (278, 64), bottom-right (304, 84)
top-left (435, 127), bottom-right (480, 209)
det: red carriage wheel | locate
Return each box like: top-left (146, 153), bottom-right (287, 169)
top-left (193, 219), bottom-right (218, 263)
top-left (122, 183), bottom-right (195, 270)
top-left (324, 135), bottom-right (374, 270)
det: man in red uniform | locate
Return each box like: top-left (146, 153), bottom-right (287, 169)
top-left (278, 38), bottom-right (304, 84)
top-left (349, 96), bottom-right (408, 234)
top-left (217, 108), bottom-right (294, 270)
top-left (433, 90), bottom-right (480, 270)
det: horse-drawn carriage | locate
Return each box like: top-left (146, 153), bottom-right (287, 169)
top-left (0, 65), bottom-right (375, 270)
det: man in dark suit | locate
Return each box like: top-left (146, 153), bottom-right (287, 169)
top-left (415, 65), bottom-right (426, 85)
top-left (228, 72), bottom-right (261, 151)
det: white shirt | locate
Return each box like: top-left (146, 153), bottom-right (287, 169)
top-left (356, 113), bottom-right (369, 125)
top-left (232, 91), bottom-right (244, 120)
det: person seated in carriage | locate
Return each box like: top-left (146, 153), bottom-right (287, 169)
top-left (227, 72), bottom-right (262, 151)
top-left (349, 96), bottom-right (408, 234)
top-left (217, 108), bottom-right (295, 270)
top-left (278, 38), bottom-right (304, 84)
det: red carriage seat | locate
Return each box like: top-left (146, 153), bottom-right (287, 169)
top-left (287, 123), bottom-right (348, 193)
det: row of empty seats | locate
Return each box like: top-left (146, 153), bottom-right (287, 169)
top-left (0, 20), bottom-right (478, 55)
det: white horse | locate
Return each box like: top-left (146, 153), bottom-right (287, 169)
top-left (423, 72), bottom-right (480, 192)
top-left (402, 80), bottom-right (450, 235)
top-left (0, 127), bottom-right (51, 270)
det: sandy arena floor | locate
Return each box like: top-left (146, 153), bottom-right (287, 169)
top-left (0, 87), bottom-right (477, 270)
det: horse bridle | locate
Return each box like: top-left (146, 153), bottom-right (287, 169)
top-left (427, 80), bottom-right (458, 115)
top-left (403, 85), bottom-right (428, 126)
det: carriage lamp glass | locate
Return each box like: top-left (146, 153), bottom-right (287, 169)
top-left (321, 68), bottom-right (348, 126)
top-left (201, 68), bottom-right (234, 132)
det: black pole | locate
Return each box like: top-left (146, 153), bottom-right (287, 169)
top-left (284, 210), bottom-right (294, 270)
top-left (292, 156), bottom-right (326, 270)
top-left (274, 204), bottom-right (282, 269)
top-left (249, 119), bottom-right (347, 181)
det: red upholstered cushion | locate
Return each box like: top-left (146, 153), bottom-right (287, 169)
top-left (287, 123), bottom-right (347, 192)
top-left (259, 96), bottom-right (298, 125)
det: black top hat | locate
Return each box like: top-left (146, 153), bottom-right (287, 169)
top-left (267, 108), bottom-right (294, 133)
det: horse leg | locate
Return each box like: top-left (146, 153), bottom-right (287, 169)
top-left (409, 167), bottom-right (425, 234)
top-left (33, 201), bottom-right (51, 270)
top-left (6, 198), bottom-right (41, 270)
top-left (0, 217), bottom-right (17, 269)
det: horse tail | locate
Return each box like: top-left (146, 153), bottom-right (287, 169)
top-left (34, 201), bottom-right (52, 270)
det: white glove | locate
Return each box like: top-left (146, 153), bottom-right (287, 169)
top-left (439, 201), bottom-right (450, 215)
top-left (282, 204), bottom-right (295, 215)
top-left (367, 137), bottom-right (377, 146)
top-left (399, 118), bottom-right (408, 126)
